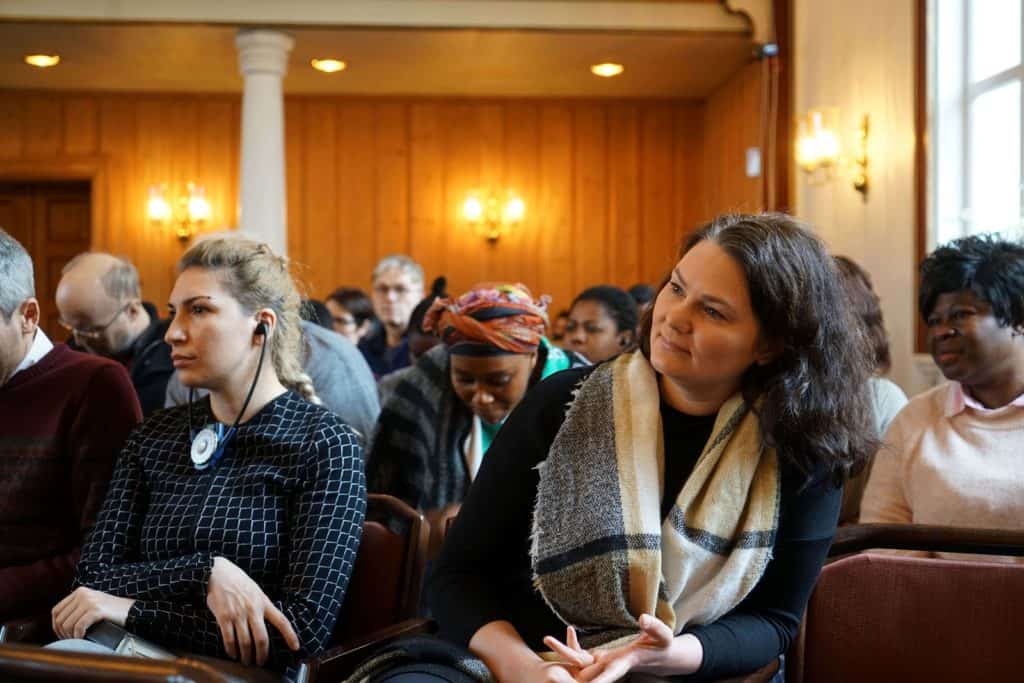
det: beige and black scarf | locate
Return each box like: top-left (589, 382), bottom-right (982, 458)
top-left (530, 351), bottom-right (780, 649)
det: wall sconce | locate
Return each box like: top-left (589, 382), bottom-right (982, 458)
top-left (462, 191), bottom-right (525, 244)
top-left (795, 108), bottom-right (841, 176)
top-left (146, 183), bottom-right (212, 242)
top-left (851, 114), bottom-right (869, 199)
top-left (795, 108), bottom-right (870, 200)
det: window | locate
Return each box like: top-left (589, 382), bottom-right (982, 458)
top-left (930, 0), bottom-right (1024, 247)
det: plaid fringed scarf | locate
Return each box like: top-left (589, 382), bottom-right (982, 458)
top-left (531, 351), bottom-right (780, 648)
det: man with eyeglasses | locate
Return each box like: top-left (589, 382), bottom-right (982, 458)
top-left (0, 228), bottom-right (141, 623)
top-left (55, 252), bottom-right (174, 416)
top-left (359, 254), bottom-right (425, 378)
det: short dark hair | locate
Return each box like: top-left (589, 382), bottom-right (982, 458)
top-left (638, 213), bottom-right (877, 484)
top-left (627, 283), bottom-right (656, 306)
top-left (300, 299), bottom-right (333, 330)
top-left (571, 285), bottom-right (639, 333)
top-left (919, 234), bottom-right (1024, 331)
top-left (407, 276), bottom-right (449, 337)
top-left (326, 287), bottom-right (376, 325)
top-left (834, 256), bottom-right (892, 374)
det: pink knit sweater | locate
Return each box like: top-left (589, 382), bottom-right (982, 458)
top-left (861, 382), bottom-right (1024, 533)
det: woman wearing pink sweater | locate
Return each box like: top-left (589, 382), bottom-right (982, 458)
top-left (861, 234), bottom-right (1024, 530)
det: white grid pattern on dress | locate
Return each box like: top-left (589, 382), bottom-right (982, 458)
top-left (76, 390), bottom-right (366, 674)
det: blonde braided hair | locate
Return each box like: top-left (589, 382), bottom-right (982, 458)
top-left (177, 238), bottom-right (320, 404)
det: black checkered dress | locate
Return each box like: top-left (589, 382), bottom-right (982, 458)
top-left (75, 390), bottom-right (366, 673)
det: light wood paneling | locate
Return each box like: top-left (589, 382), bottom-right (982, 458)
top-left (702, 61), bottom-right (766, 216)
top-left (285, 97), bottom-right (713, 312)
top-left (0, 91), bottom-right (241, 315)
top-left (0, 87), bottom-right (768, 317)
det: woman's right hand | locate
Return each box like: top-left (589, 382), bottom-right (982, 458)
top-left (206, 556), bottom-right (300, 666)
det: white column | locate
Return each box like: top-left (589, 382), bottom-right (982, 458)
top-left (236, 29), bottom-right (294, 256)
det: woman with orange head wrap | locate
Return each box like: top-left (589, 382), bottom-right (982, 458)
top-left (366, 283), bottom-right (587, 513)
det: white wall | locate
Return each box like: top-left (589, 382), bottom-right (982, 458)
top-left (794, 0), bottom-right (936, 396)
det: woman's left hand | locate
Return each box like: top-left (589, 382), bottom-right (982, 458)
top-left (544, 614), bottom-right (698, 683)
top-left (51, 587), bottom-right (135, 640)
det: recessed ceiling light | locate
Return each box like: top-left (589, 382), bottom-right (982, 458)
top-left (25, 54), bottom-right (60, 68)
top-left (591, 62), bottom-right (624, 78)
top-left (311, 58), bottom-right (346, 74)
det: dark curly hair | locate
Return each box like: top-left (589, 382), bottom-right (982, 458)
top-left (638, 213), bottom-right (878, 484)
top-left (918, 234), bottom-right (1024, 332)
top-left (571, 285), bottom-right (639, 333)
top-left (834, 256), bottom-right (892, 373)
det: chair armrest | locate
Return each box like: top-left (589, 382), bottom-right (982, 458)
top-left (0, 642), bottom-right (281, 682)
top-left (296, 617), bottom-right (435, 683)
top-left (831, 523), bottom-right (1024, 558)
top-left (0, 613), bottom-right (55, 645)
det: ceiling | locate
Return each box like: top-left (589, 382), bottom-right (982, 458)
top-left (0, 21), bottom-right (755, 97)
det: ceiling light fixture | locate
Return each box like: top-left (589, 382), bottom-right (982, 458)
top-left (590, 62), bottom-right (624, 78)
top-left (311, 58), bottom-right (346, 73)
top-left (24, 54), bottom-right (60, 68)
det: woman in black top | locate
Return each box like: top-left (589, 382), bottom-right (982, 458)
top-left (50, 238), bottom-right (366, 676)
top-left (428, 214), bottom-right (877, 683)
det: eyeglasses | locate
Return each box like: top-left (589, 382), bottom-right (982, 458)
top-left (373, 283), bottom-right (418, 298)
top-left (58, 302), bottom-right (132, 340)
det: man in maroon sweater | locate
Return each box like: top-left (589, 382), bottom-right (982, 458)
top-left (0, 228), bottom-right (141, 622)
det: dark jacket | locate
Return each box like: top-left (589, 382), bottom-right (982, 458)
top-left (358, 324), bottom-right (411, 378)
top-left (127, 303), bottom-right (174, 417)
top-left (65, 302), bottom-right (172, 417)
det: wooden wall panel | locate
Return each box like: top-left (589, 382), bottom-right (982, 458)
top-left (502, 102), bottom-right (541, 297)
top-left (0, 98), bottom-right (25, 159)
top-left (285, 97), bottom-right (716, 313)
top-left (0, 87), bottom-right (767, 317)
top-left (63, 98), bottom-right (99, 157)
top-left (608, 104), bottom-right (641, 289)
top-left (24, 94), bottom-right (62, 158)
top-left (409, 102), bottom-right (447, 291)
top-left (640, 105), bottom-right (679, 284)
top-left (702, 61), bottom-right (766, 216)
top-left (0, 91), bottom-right (241, 315)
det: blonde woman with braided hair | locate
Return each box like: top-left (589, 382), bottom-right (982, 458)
top-left (50, 238), bottom-right (367, 680)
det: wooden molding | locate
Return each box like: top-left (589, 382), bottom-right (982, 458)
top-left (0, 156), bottom-right (110, 251)
top-left (723, 0), bottom-right (775, 45)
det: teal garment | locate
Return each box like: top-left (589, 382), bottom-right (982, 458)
top-left (479, 418), bottom-right (502, 455)
top-left (538, 337), bottom-right (574, 380)
top-left (479, 337), bottom-right (575, 455)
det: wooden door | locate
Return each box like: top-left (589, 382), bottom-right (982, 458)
top-left (0, 182), bottom-right (92, 340)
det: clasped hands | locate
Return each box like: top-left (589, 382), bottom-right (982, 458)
top-left (51, 556), bottom-right (299, 667)
top-left (535, 613), bottom-right (683, 683)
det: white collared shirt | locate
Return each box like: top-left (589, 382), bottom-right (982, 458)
top-left (12, 328), bottom-right (54, 378)
top-left (944, 381), bottom-right (1024, 417)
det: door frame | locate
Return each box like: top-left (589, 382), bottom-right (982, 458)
top-left (0, 156), bottom-right (108, 249)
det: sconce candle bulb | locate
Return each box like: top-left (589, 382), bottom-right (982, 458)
top-left (462, 191), bottom-right (525, 244)
top-left (147, 183), bottom-right (211, 242)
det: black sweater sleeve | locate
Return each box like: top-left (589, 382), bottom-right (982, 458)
top-left (429, 365), bottom-right (841, 680)
top-left (429, 367), bottom-right (590, 647)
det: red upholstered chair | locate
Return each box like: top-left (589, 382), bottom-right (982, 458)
top-left (788, 524), bottom-right (1024, 683)
top-left (0, 494), bottom-right (430, 683)
top-left (425, 502), bottom-right (461, 561)
top-left (294, 494), bottom-right (431, 683)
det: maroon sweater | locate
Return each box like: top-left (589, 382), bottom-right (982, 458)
top-left (0, 343), bottom-right (141, 621)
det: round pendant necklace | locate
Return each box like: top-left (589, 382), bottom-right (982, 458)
top-left (186, 331), bottom-right (268, 471)
top-left (190, 424), bottom-right (225, 470)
